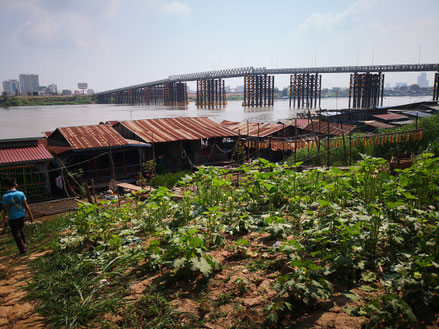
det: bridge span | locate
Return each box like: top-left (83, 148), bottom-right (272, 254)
top-left (96, 63), bottom-right (439, 109)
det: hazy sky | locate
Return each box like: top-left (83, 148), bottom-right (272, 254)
top-left (0, 0), bottom-right (438, 92)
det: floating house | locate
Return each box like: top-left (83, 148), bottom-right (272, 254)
top-left (0, 138), bottom-right (53, 200)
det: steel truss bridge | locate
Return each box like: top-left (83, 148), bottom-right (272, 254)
top-left (96, 63), bottom-right (439, 108)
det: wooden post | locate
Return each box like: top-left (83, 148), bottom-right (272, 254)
top-left (237, 129), bottom-right (241, 162)
top-left (108, 141), bottom-right (116, 180)
top-left (91, 179), bottom-right (98, 204)
top-left (247, 120), bottom-right (250, 162)
top-left (349, 133), bottom-right (352, 165)
top-left (152, 133), bottom-right (156, 175)
top-left (84, 184), bottom-right (93, 204)
top-left (294, 118), bottom-right (297, 137)
top-left (116, 186), bottom-right (121, 208)
top-left (257, 123), bottom-right (260, 158)
top-left (342, 131), bottom-right (347, 166)
top-left (327, 121), bottom-right (330, 169)
top-left (416, 113), bottom-right (418, 130)
top-left (138, 140), bottom-right (142, 175)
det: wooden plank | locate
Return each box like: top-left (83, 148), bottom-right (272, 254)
top-left (117, 182), bottom-right (143, 191)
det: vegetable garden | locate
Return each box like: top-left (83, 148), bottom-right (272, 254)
top-left (19, 150), bottom-right (439, 328)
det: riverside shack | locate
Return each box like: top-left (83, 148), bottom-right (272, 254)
top-left (0, 137), bottom-right (53, 200)
top-left (219, 120), bottom-right (296, 138)
top-left (44, 124), bottom-right (150, 189)
top-left (112, 117), bottom-right (238, 168)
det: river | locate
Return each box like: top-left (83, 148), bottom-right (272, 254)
top-left (0, 96), bottom-right (432, 139)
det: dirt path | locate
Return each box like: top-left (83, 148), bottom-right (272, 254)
top-left (0, 250), bottom-right (50, 328)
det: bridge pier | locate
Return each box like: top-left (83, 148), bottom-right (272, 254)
top-left (242, 74), bottom-right (274, 107)
top-left (433, 72), bottom-right (439, 102)
top-left (348, 73), bottom-right (384, 109)
top-left (196, 79), bottom-right (226, 107)
top-left (164, 82), bottom-right (188, 106)
top-left (289, 73), bottom-right (321, 109)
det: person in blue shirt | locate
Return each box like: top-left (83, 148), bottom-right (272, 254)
top-left (2, 177), bottom-right (34, 255)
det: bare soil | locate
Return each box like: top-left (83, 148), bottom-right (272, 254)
top-left (0, 250), bottom-right (50, 328)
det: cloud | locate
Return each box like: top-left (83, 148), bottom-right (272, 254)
top-left (104, 0), bottom-right (126, 19)
top-left (143, 0), bottom-right (191, 15)
top-left (162, 1), bottom-right (190, 15)
top-left (293, 0), bottom-right (375, 34)
top-left (3, 1), bottom-right (118, 50)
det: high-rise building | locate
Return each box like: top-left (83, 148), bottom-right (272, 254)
top-left (19, 74), bottom-right (40, 95)
top-left (48, 84), bottom-right (58, 95)
top-left (417, 72), bottom-right (429, 88)
top-left (2, 81), bottom-right (11, 95)
top-left (9, 80), bottom-right (20, 95)
top-left (2, 79), bottom-right (20, 95)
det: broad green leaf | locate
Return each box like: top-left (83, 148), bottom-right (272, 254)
top-left (191, 257), bottom-right (212, 277)
top-left (343, 292), bottom-right (361, 301)
top-left (189, 237), bottom-right (203, 248)
top-left (361, 285), bottom-right (377, 292)
top-left (361, 271), bottom-right (377, 283)
top-left (385, 201), bottom-right (404, 208)
top-left (403, 192), bottom-right (417, 200)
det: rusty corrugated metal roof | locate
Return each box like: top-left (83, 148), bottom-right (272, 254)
top-left (281, 119), bottom-right (315, 129)
top-left (38, 139), bottom-right (72, 155)
top-left (119, 117), bottom-right (238, 143)
top-left (362, 120), bottom-right (395, 129)
top-left (54, 124), bottom-right (128, 150)
top-left (220, 121), bottom-right (287, 137)
top-left (125, 139), bottom-right (151, 147)
top-left (302, 121), bottom-right (356, 136)
top-left (373, 113), bottom-right (408, 121)
top-left (0, 144), bottom-right (53, 165)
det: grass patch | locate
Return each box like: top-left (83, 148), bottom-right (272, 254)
top-left (0, 215), bottom-right (70, 257)
top-left (120, 289), bottom-right (184, 328)
top-left (26, 251), bottom-right (127, 328)
top-left (150, 170), bottom-right (192, 188)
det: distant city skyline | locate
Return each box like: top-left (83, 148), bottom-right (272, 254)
top-left (1, 0), bottom-right (438, 92)
top-left (2, 72), bottom-right (95, 95)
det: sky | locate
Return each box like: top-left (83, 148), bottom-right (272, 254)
top-left (0, 0), bottom-right (438, 92)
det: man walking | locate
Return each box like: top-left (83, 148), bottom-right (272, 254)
top-left (1, 177), bottom-right (34, 255)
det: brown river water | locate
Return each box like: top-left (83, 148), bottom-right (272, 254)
top-left (0, 96), bottom-right (432, 139)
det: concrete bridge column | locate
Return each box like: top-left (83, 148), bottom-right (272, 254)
top-left (196, 78), bottom-right (226, 107)
top-left (242, 74), bottom-right (273, 107)
top-left (348, 73), bottom-right (384, 109)
top-left (289, 73), bottom-right (321, 109)
top-left (164, 82), bottom-right (188, 106)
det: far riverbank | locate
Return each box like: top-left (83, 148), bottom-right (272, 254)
top-left (0, 95), bottom-right (94, 107)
